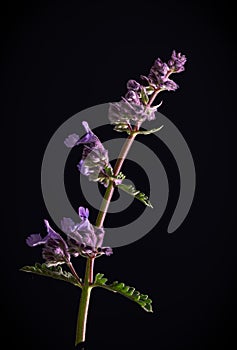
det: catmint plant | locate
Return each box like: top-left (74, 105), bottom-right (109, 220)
top-left (21, 50), bottom-right (187, 346)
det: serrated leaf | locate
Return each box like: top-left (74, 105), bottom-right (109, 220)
top-left (94, 273), bottom-right (153, 312)
top-left (117, 184), bottom-right (153, 208)
top-left (136, 125), bottom-right (164, 135)
top-left (20, 263), bottom-right (82, 288)
top-left (116, 172), bottom-right (126, 180)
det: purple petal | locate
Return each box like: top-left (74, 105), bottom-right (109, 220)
top-left (82, 121), bottom-right (90, 133)
top-left (44, 220), bottom-right (61, 240)
top-left (26, 233), bottom-right (44, 247)
top-left (64, 133), bottom-right (80, 148)
top-left (61, 217), bottom-right (76, 234)
top-left (126, 79), bottom-right (140, 91)
top-left (125, 90), bottom-right (140, 105)
top-left (164, 79), bottom-right (179, 91)
top-left (77, 121), bottom-right (98, 144)
top-left (101, 247), bottom-right (113, 256)
top-left (77, 161), bottom-right (95, 176)
top-left (67, 228), bottom-right (84, 244)
top-left (78, 207), bottom-right (89, 220)
top-left (94, 227), bottom-right (105, 247)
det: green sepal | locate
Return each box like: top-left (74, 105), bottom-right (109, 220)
top-left (117, 183), bottom-right (153, 208)
top-left (20, 263), bottom-right (82, 288)
top-left (145, 86), bottom-right (155, 95)
top-left (140, 87), bottom-right (149, 105)
top-left (104, 165), bottom-right (114, 177)
top-left (135, 125), bottom-right (164, 135)
top-left (113, 122), bottom-right (131, 135)
top-left (94, 273), bottom-right (153, 312)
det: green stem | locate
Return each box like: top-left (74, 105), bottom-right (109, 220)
top-left (75, 133), bottom-right (137, 346)
top-left (75, 87), bottom-right (160, 345)
top-left (75, 257), bottom-right (94, 345)
top-left (67, 262), bottom-right (82, 288)
top-left (96, 132), bottom-right (137, 228)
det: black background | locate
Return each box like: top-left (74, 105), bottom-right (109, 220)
top-left (1, 1), bottom-right (236, 349)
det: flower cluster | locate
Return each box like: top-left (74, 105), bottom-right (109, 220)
top-left (61, 206), bottom-right (112, 257)
top-left (26, 220), bottom-right (70, 267)
top-left (26, 207), bottom-right (112, 266)
top-left (65, 121), bottom-right (120, 187)
top-left (142, 50), bottom-right (186, 91)
top-left (108, 50), bottom-right (186, 129)
top-left (168, 50), bottom-right (187, 73)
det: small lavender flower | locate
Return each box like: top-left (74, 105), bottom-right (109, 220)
top-left (153, 57), bottom-right (169, 76)
top-left (126, 79), bottom-right (140, 91)
top-left (64, 121), bottom-right (112, 187)
top-left (163, 79), bottom-right (179, 91)
top-left (61, 206), bottom-right (112, 258)
top-left (168, 50), bottom-right (187, 73)
top-left (26, 220), bottom-right (70, 266)
top-left (125, 90), bottom-right (140, 105)
top-left (141, 50), bottom-right (186, 91)
top-left (108, 99), bottom-right (157, 126)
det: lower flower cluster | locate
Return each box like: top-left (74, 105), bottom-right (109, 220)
top-left (26, 207), bottom-right (112, 266)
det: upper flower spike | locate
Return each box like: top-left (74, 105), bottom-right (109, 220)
top-left (26, 220), bottom-right (70, 266)
top-left (168, 50), bottom-right (187, 73)
top-left (108, 50), bottom-right (186, 131)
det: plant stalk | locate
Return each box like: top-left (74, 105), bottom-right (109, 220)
top-left (75, 87), bottom-right (159, 345)
top-left (75, 257), bottom-right (94, 345)
top-left (96, 132), bottom-right (137, 228)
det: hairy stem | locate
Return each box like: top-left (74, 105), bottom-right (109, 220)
top-left (75, 284), bottom-right (92, 345)
top-left (75, 257), bottom-right (94, 345)
top-left (96, 132), bottom-right (137, 228)
top-left (75, 87), bottom-right (159, 345)
top-left (147, 88), bottom-right (161, 107)
top-left (67, 262), bottom-right (82, 287)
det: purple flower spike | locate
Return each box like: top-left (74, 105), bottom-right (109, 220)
top-left (168, 50), bottom-right (187, 73)
top-left (26, 221), bottom-right (70, 266)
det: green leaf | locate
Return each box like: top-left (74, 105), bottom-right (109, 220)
top-left (94, 273), bottom-right (153, 313)
top-left (135, 125), bottom-right (164, 135)
top-left (116, 171), bottom-right (126, 181)
top-left (20, 263), bottom-right (82, 288)
top-left (117, 184), bottom-right (153, 208)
